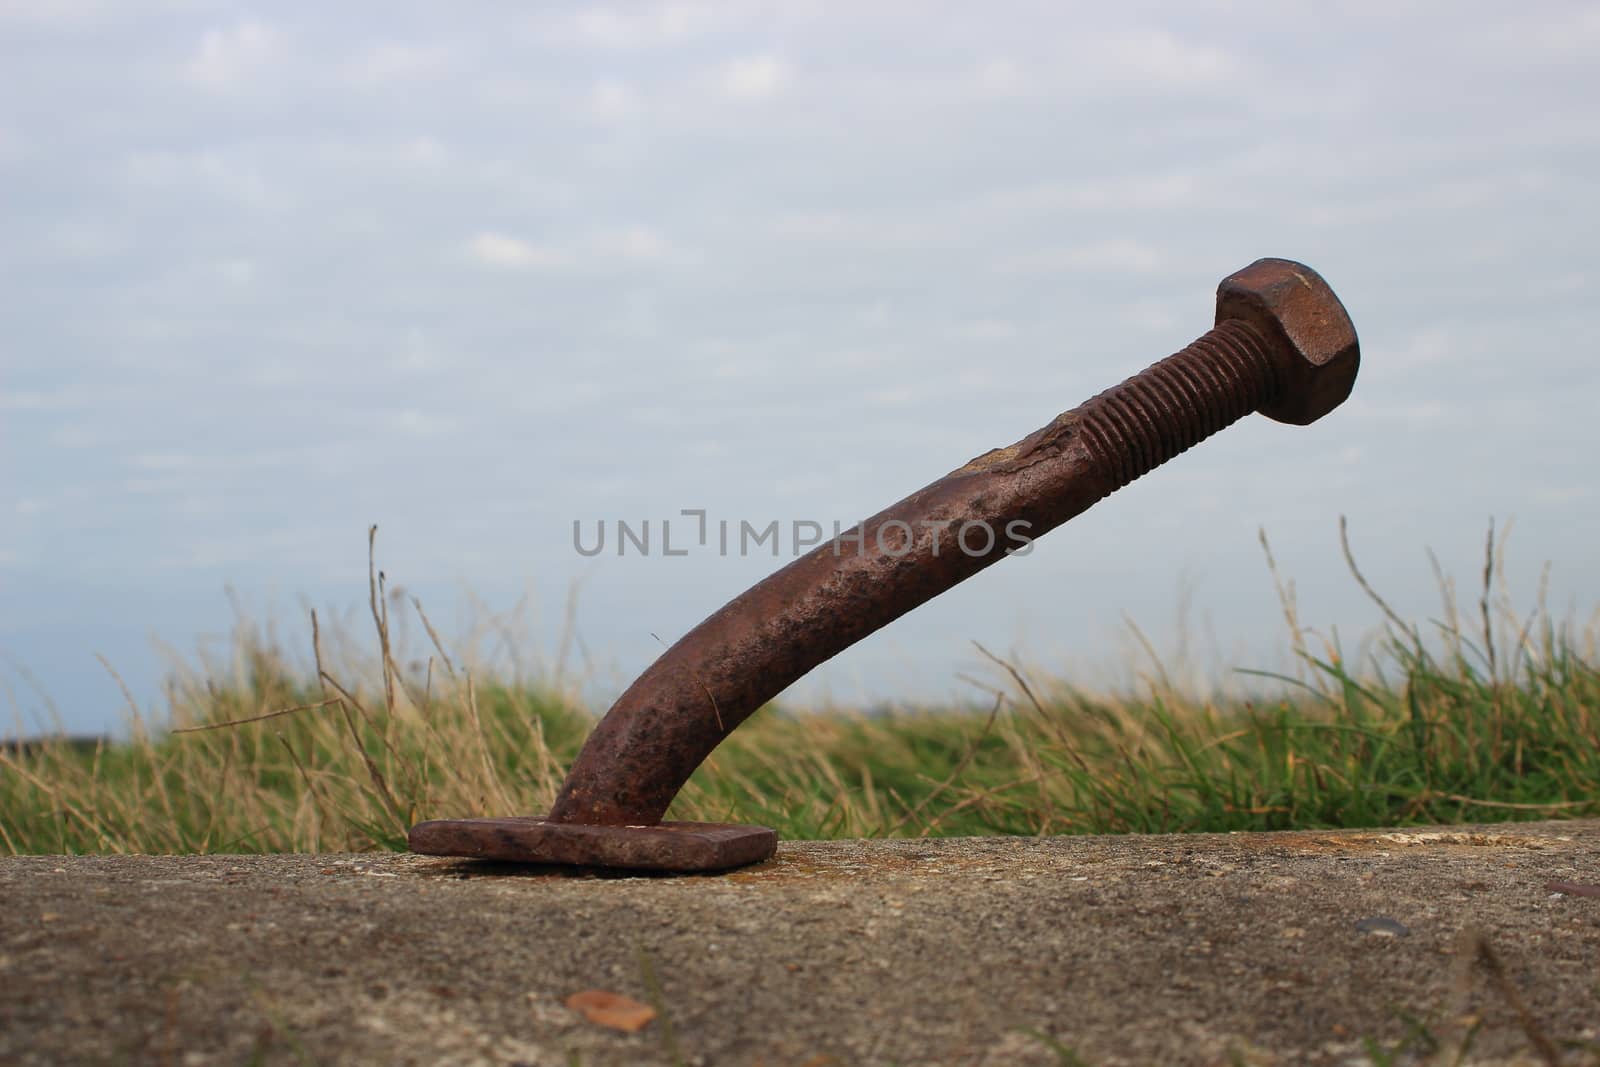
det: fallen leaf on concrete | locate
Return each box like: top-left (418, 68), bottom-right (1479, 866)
top-left (564, 990), bottom-right (656, 1032)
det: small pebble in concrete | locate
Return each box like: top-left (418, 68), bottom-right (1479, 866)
top-left (1354, 916), bottom-right (1410, 938)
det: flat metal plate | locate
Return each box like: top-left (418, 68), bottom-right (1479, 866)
top-left (407, 816), bottom-right (778, 872)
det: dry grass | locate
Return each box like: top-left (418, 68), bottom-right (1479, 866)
top-left (3, 521), bottom-right (1598, 855)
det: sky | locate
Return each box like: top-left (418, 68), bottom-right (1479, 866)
top-left (3, 1), bottom-right (1599, 737)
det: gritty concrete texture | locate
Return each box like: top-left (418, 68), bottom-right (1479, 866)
top-left (2, 821), bottom-right (1598, 1067)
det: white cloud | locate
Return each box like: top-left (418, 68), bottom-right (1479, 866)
top-left (395, 328), bottom-right (440, 374)
top-left (973, 58), bottom-right (1023, 96)
top-left (463, 231), bottom-right (565, 270)
top-left (119, 475), bottom-right (195, 495)
top-left (979, 174), bottom-right (1200, 216)
top-left (398, 136), bottom-right (448, 166)
top-left (953, 319), bottom-right (1018, 342)
top-left (461, 227), bottom-right (684, 272)
top-left (1079, 30), bottom-right (1239, 89)
top-left (49, 424), bottom-right (105, 448)
top-left (708, 358), bottom-right (765, 381)
top-left (1116, 299), bottom-right (1182, 334)
top-left (993, 238), bottom-right (1172, 276)
top-left (1346, 400), bottom-right (1451, 423)
top-left (126, 150), bottom-right (272, 207)
top-left (376, 409), bottom-right (455, 438)
top-left (586, 80), bottom-right (640, 121)
top-left (769, 210), bottom-right (938, 249)
top-left (772, 177), bottom-right (1201, 257)
top-left (313, 136), bottom-right (450, 172)
top-left (857, 302), bottom-right (891, 328)
top-left (128, 452), bottom-right (201, 472)
top-left (544, 4), bottom-right (720, 50)
top-left (1387, 327), bottom-right (1462, 372)
top-left (1533, 486), bottom-right (1593, 505)
top-left (241, 360), bottom-right (305, 388)
top-left (152, 527), bottom-right (327, 572)
top-left (595, 226), bottom-right (675, 263)
top-left (185, 21), bottom-right (280, 88)
top-left (0, 387), bottom-right (89, 412)
top-left (1461, 7), bottom-right (1600, 65)
top-left (720, 55), bottom-right (788, 100)
top-left (0, 0), bottom-right (120, 28)
top-left (214, 259), bottom-right (256, 285)
top-left (0, 125), bottom-right (28, 165)
top-left (0, 389), bottom-right (46, 410)
top-left (865, 385), bottom-right (919, 408)
top-left (343, 42), bottom-right (453, 87)
top-left (770, 210), bottom-right (851, 239)
top-left (45, 220), bottom-right (125, 261)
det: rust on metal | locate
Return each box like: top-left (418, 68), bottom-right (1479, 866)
top-left (409, 257), bottom-right (1360, 871)
top-left (409, 817), bottom-right (776, 871)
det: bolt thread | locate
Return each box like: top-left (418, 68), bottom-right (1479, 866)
top-left (1076, 319), bottom-right (1283, 491)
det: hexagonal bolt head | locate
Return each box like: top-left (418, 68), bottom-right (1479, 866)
top-left (1214, 257), bottom-right (1361, 426)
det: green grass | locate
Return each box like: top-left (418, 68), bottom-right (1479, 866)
top-left (2, 522), bottom-right (1597, 855)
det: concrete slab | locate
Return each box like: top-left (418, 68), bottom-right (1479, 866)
top-left (2, 821), bottom-right (1597, 1066)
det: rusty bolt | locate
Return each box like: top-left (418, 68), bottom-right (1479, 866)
top-left (409, 257), bottom-right (1360, 872)
top-left (1216, 259), bottom-right (1360, 426)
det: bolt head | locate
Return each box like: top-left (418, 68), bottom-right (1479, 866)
top-left (1215, 258), bottom-right (1360, 426)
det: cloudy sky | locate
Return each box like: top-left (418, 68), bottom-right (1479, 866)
top-left (3, 1), bottom-right (1598, 736)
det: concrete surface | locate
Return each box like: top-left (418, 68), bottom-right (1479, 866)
top-left (2, 821), bottom-right (1598, 1066)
